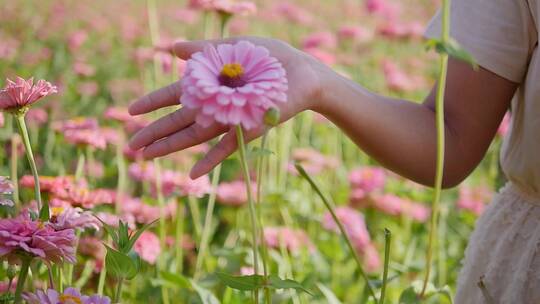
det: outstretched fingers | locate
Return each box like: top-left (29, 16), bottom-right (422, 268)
top-left (128, 81), bottom-right (182, 115)
top-left (189, 126), bottom-right (266, 179)
top-left (129, 107), bottom-right (197, 150)
top-left (142, 123), bottom-right (229, 159)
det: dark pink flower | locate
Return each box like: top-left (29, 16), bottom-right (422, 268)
top-left (0, 77), bottom-right (57, 111)
top-left (348, 167), bottom-right (386, 201)
top-left (181, 41), bottom-right (288, 130)
top-left (216, 180), bottom-right (257, 206)
top-left (0, 212), bottom-right (76, 264)
top-left (263, 227), bottom-right (314, 254)
top-left (134, 231), bottom-right (161, 265)
top-left (323, 207), bottom-right (371, 251)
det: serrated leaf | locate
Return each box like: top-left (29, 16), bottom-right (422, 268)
top-left (160, 271), bottom-right (192, 289)
top-left (191, 280), bottom-right (220, 304)
top-left (426, 38), bottom-right (477, 68)
top-left (125, 219), bottom-right (158, 253)
top-left (316, 283), bottom-right (342, 304)
top-left (216, 272), bottom-right (264, 291)
top-left (104, 244), bottom-right (138, 280)
top-left (268, 275), bottom-right (313, 295)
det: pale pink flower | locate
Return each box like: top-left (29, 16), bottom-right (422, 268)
top-left (0, 176), bottom-right (14, 207)
top-left (457, 185), bottom-right (493, 216)
top-left (68, 30), bottom-right (88, 52)
top-left (0, 211), bottom-right (76, 264)
top-left (181, 41), bottom-right (288, 130)
top-left (77, 81), bottom-right (99, 96)
top-left (128, 162), bottom-right (155, 182)
top-left (337, 25), bottom-right (373, 43)
top-left (370, 194), bottom-right (403, 216)
top-left (288, 148), bottom-right (340, 175)
top-left (26, 108), bottom-right (48, 126)
top-left (302, 31), bottom-right (337, 49)
top-left (173, 9), bottom-right (200, 25)
top-left (497, 112), bottom-right (511, 137)
top-left (216, 180), bottom-right (257, 206)
top-left (0, 112), bottom-right (4, 127)
top-left (0, 77), bottom-right (57, 111)
top-left (20, 175), bottom-right (78, 194)
top-left (95, 212), bottom-right (136, 229)
top-left (240, 266), bottom-right (255, 275)
top-left (272, 2), bottom-right (313, 25)
top-left (73, 61), bottom-right (96, 77)
top-left (365, 0), bottom-right (401, 20)
top-left (63, 129), bottom-right (107, 150)
top-left (78, 236), bottom-right (105, 272)
top-left (120, 197), bottom-right (175, 224)
top-left (382, 60), bottom-right (422, 92)
top-left (213, 0), bottom-right (257, 16)
top-left (402, 201), bottom-right (430, 222)
top-left (49, 206), bottom-right (101, 232)
top-left (363, 244), bottom-right (381, 272)
top-left (378, 21), bottom-right (424, 39)
top-left (53, 117), bottom-right (98, 131)
top-left (51, 184), bottom-right (113, 209)
top-left (134, 231), bottom-right (161, 265)
top-left (23, 287), bottom-right (110, 304)
top-left (177, 175), bottom-right (211, 198)
top-left (263, 227), bottom-right (314, 254)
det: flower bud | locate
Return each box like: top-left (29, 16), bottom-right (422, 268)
top-left (264, 108), bottom-right (280, 127)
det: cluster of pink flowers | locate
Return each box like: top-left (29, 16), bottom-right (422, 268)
top-left (49, 206), bottom-right (101, 232)
top-left (0, 77), bottom-right (57, 111)
top-left (288, 148), bottom-right (340, 176)
top-left (53, 117), bottom-right (111, 150)
top-left (181, 40), bottom-right (288, 130)
top-left (23, 287), bottom-right (110, 304)
top-left (0, 212), bottom-right (76, 264)
top-left (322, 206), bottom-right (381, 272)
top-left (457, 185), bottom-right (493, 216)
top-left (133, 231), bottom-right (161, 265)
top-left (216, 180), bottom-right (257, 206)
top-left (119, 197), bottom-right (176, 224)
top-left (349, 167), bottom-right (387, 202)
top-left (263, 227), bottom-right (314, 254)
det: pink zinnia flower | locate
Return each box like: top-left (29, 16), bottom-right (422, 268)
top-left (0, 212), bottom-right (76, 264)
top-left (288, 148), bottom-right (340, 175)
top-left (382, 60), bottom-right (422, 92)
top-left (302, 31), bottom-right (337, 49)
top-left (272, 2), bottom-right (313, 25)
top-left (177, 175), bottom-right (211, 198)
top-left (26, 108), bottom-right (48, 126)
top-left (63, 129), bottom-right (107, 149)
top-left (133, 231), bottom-right (161, 265)
top-left (263, 227), bottom-right (314, 254)
top-left (216, 180), bottom-right (257, 206)
top-left (337, 25), bottom-right (373, 43)
top-left (0, 112), bottom-right (4, 127)
top-left (348, 167), bottom-right (386, 201)
top-left (23, 287), bottom-right (111, 304)
top-left (53, 117), bottom-right (98, 131)
top-left (128, 162), bottom-right (155, 182)
top-left (323, 207), bottom-right (371, 251)
top-left (0, 77), bottom-right (57, 111)
top-left (303, 48), bottom-right (336, 66)
top-left (181, 40), bottom-right (288, 130)
top-left (365, 0), bottom-right (401, 20)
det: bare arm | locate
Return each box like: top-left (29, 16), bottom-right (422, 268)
top-left (128, 37), bottom-right (517, 188)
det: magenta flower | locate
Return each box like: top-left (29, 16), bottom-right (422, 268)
top-left (133, 231), bottom-right (161, 265)
top-left (0, 212), bottom-right (76, 264)
top-left (181, 40), bottom-right (288, 130)
top-left (0, 77), bottom-right (57, 111)
top-left (23, 287), bottom-right (110, 304)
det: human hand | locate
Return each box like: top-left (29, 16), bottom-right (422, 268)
top-left (128, 36), bottom-right (327, 178)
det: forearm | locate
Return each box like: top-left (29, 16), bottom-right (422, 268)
top-left (313, 68), bottom-right (465, 188)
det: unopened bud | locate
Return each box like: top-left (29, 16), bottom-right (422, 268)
top-left (264, 108), bottom-right (280, 127)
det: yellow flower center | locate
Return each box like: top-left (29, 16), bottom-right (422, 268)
top-left (59, 294), bottom-right (82, 304)
top-left (52, 207), bottom-right (64, 216)
top-left (221, 63), bottom-right (244, 79)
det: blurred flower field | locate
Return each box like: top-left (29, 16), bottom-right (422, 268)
top-left (0, 0), bottom-right (509, 303)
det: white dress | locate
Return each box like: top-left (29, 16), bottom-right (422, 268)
top-left (426, 0), bottom-right (540, 303)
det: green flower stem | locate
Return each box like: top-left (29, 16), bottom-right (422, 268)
top-left (188, 195), bottom-right (202, 242)
top-left (114, 278), bottom-right (124, 303)
top-left (15, 113), bottom-right (47, 219)
top-left (295, 164), bottom-right (377, 301)
top-left (195, 163), bottom-right (222, 279)
top-left (235, 125), bottom-right (260, 304)
top-left (66, 230), bottom-right (82, 287)
top-left (10, 135), bottom-right (20, 206)
top-left (153, 159), bottom-right (170, 304)
top-left (255, 133), bottom-right (271, 304)
top-left (176, 199), bottom-right (185, 274)
top-left (14, 256), bottom-right (32, 304)
top-left (97, 237), bottom-right (108, 295)
top-left (379, 229), bottom-right (392, 304)
top-left (420, 0), bottom-right (450, 297)
top-left (74, 149), bottom-right (85, 182)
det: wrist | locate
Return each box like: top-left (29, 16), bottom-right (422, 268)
top-left (309, 62), bottom-right (339, 116)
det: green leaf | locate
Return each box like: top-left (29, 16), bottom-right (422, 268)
top-left (216, 272), bottom-right (264, 291)
top-left (268, 275), bottom-right (313, 295)
top-left (399, 287), bottom-right (421, 304)
top-left (316, 283), bottom-right (342, 304)
top-left (160, 271), bottom-right (192, 289)
top-left (125, 219), bottom-right (158, 253)
top-left (426, 38), bottom-right (478, 69)
top-left (94, 216), bottom-right (119, 245)
top-left (104, 244), bottom-right (139, 280)
top-left (191, 280), bottom-right (220, 304)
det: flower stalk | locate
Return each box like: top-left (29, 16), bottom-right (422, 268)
top-left (15, 112), bottom-right (47, 220)
top-left (235, 125), bottom-right (260, 303)
top-left (379, 228), bottom-right (392, 304)
top-left (420, 0), bottom-right (450, 297)
top-left (14, 256), bottom-right (32, 304)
